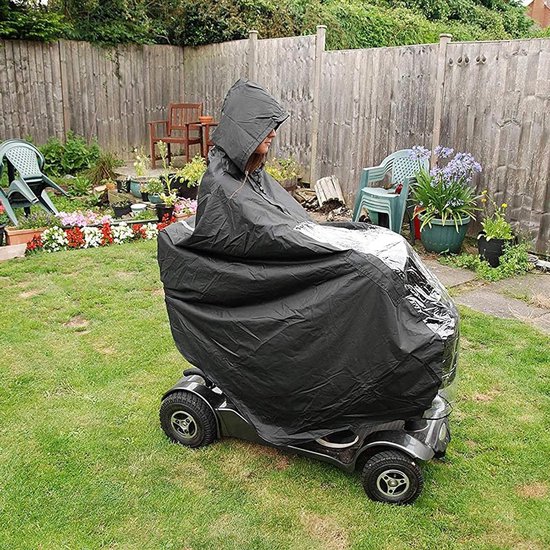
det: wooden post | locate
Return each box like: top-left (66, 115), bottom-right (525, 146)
top-left (431, 34), bottom-right (452, 166)
top-left (310, 25), bottom-right (326, 184)
top-left (58, 40), bottom-right (70, 142)
top-left (248, 30), bottom-right (258, 82)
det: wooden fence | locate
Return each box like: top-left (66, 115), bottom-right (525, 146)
top-left (0, 34), bottom-right (549, 253)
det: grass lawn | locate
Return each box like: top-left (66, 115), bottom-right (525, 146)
top-left (1, 240), bottom-right (549, 550)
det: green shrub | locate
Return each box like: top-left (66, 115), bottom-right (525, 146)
top-left (0, 2), bottom-right (69, 42)
top-left (39, 132), bottom-right (100, 176)
top-left (441, 242), bottom-right (534, 281)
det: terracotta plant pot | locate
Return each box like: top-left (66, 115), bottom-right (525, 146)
top-left (5, 226), bottom-right (47, 246)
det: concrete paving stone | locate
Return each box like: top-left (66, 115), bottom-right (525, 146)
top-left (490, 273), bottom-right (550, 306)
top-left (422, 258), bottom-right (477, 289)
top-left (0, 244), bottom-right (26, 261)
top-left (455, 288), bottom-right (550, 334)
top-left (530, 313), bottom-right (550, 335)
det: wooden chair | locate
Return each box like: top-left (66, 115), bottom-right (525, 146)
top-left (148, 103), bottom-right (203, 168)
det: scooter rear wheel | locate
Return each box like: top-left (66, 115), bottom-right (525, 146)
top-left (160, 391), bottom-right (217, 448)
top-left (361, 450), bottom-right (423, 505)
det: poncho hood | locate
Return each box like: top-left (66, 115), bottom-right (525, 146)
top-left (212, 78), bottom-right (289, 172)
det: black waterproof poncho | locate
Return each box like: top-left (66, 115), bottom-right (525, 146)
top-left (158, 79), bottom-right (459, 445)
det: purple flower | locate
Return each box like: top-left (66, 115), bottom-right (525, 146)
top-left (409, 145), bottom-right (430, 162)
top-left (434, 145), bottom-right (454, 158)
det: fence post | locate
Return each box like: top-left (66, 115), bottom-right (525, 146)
top-left (431, 34), bottom-right (452, 166)
top-left (310, 25), bottom-right (326, 184)
top-left (58, 40), bottom-right (69, 142)
top-left (248, 30), bottom-right (258, 81)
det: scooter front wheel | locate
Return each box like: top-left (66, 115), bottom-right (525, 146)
top-left (160, 391), bottom-right (217, 448)
top-left (361, 450), bottom-right (424, 505)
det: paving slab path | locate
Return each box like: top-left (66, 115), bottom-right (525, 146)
top-left (423, 258), bottom-right (550, 336)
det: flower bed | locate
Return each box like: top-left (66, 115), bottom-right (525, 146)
top-left (26, 215), bottom-right (175, 255)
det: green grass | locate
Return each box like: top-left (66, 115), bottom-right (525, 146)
top-left (1, 241), bottom-right (549, 549)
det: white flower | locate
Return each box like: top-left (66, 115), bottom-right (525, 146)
top-left (111, 222), bottom-right (133, 244)
top-left (82, 226), bottom-right (102, 248)
top-left (144, 224), bottom-right (159, 240)
top-left (42, 227), bottom-right (68, 252)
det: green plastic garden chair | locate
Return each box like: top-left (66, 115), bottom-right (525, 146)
top-left (0, 139), bottom-right (68, 226)
top-left (352, 149), bottom-right (428, 235)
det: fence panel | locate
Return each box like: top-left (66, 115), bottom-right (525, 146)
top-left (255, 36), bottom-right (316, 170)
top-left (441, 39), bottom-right (550, 254)
top-left (318, 44), bottom-right (439, 201)
top-left (59, 41), bottom-right (185, 155)
top-left (0, 40), bottom-right (64, 143)
top-left (183, 39), bottom-right (249, 117)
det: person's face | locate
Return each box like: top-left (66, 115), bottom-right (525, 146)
top-left (254, 129), bottom-right (276, 155)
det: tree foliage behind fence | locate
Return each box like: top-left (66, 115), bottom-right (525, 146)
top-left (0, 35), bottom-right (548, 254)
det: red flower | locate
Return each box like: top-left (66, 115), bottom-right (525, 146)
top-left (157, 214), bottom-right (176, 232)
top-left (101, 222), bottom-right (113, 246)
top-left (66, 227), bottom-right (85, 248)
top-left (26, 234), bottom-right (43, 254)
top-left (132, 223), bottom-right (147, 239)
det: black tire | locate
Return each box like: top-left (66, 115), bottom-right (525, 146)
top-left (160, 391), bottom-right (217, 448)
top-left (361, 450), bottom-right (424, 505)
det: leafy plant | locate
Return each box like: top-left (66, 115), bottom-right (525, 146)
top-left (410, 145), bottom-right (481, 229)
top-left (479, 190), bottom-right (513, 241)
top-left (39, 132), bottom-right (100, 176)
top-left (133, 147), bottom-right (150, 178)
top-left (175, 154), bottom-right (206, 188)
top-left (111, 198), bottom-right (131, 207)
top-left (441, 242), bottom-right (533, 281)
top-left (265, 156), bottom-right (301, 183)
top-left (65, 175), bottom-right (92, 197)
top-left (146, 178), bottom-right (164, 195)
top-left (61, 132), bottom-right (100, 174)
top-left (11, 210), bottom-right (61, 230)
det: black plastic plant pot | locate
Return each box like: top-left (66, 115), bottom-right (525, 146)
top-left (155, 204), bottom-right (174, 222)
top-left (177, 183), bottom-right (199, 200)
top-left (0, 224), bottom-right (5, 246)
top-left (141, 192), bottom-right (149, 202)
top-left (477, 233), bottom-right (514, 267)
top-left (116, 179), bottom-right (130, 193)
top-left (113, 205), bottom-right (131, 218)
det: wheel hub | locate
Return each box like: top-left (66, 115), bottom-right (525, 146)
top-left (376, 468), bottom-right (410, 497)
top-left (170, 411), bottom-right (197, 440)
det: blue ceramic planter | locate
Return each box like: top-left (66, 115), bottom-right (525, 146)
top-left (420, 217), bottom-right (470, 254)
top-left (129, 180), bottom-right (142, 198)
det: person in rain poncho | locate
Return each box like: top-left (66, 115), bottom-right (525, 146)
top-left (158, 79), bottom-right (459, 445)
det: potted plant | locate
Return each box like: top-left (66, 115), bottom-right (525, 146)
top-left (111, 198), bottom-right (132, 218)
top-left (156, 190), bottom-right (177, 221)
top-left (175, 155), bottom-right (206, 199)
top-left (477, 191), bottom-right (515, 267)
top-left (265, 156), bottom-right (301, 193)
top-left (146, 178), bottom-right (164, 204)
top-left (410, 145), bottom-right (481, 254)
top-left (174, 198), bottom-right (198, 220)
top-left (5, 210), bottom-right (61, 246)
